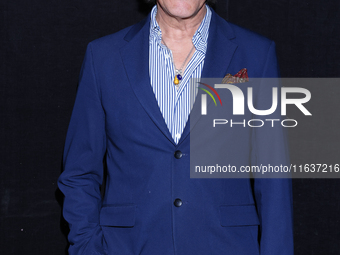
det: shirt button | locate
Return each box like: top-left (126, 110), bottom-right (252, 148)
top-left (174, 198), bottom-right (183, 207)
top-left (174, 150), bottom-right (182, 159)
top-left (175, 133), bottom-right (181, 139)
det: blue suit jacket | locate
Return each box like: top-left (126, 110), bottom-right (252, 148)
top-left (58, 9), bottom-right (294, 255)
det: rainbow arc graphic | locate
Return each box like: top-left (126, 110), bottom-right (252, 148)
top-left (198, 82), bottom-right (222, 106)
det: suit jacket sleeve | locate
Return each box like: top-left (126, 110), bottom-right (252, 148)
top-left (252, 41), bottom-right (294, 255)
top-left (58, 43), bottom-right (107, 255)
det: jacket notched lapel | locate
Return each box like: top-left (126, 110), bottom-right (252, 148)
top-left (119, 15), bottom-right (176, 145)
top-left (179, 10), bottom-right (238, 145)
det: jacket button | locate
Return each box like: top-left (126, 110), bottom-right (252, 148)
top-left (174, 198), bottom-right (183, 207)
top-left (174, 150), bottom-right (182, 159)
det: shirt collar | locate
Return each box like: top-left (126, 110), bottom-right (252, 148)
top-left (149, 4), bottom-right (212, 53)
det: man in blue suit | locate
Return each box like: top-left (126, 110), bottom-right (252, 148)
top-left (58, 0), bottom-right (294, 254)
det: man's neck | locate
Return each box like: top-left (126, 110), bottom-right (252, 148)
top-left (155, 4), bottom-right (207, 42)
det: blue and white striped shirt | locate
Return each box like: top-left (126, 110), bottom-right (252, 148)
top-left (149, 5), bottom-right (212, 144)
